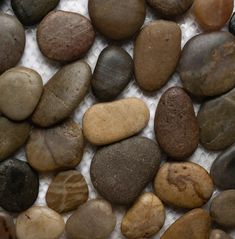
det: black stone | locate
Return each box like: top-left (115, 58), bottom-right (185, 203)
top-left (229, 13), bottom-right (235, 36)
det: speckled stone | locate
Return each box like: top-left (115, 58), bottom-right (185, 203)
top-left (0, 212), bottom-right (16, 239)
top-left (210, 229), bottom-right (232, 239)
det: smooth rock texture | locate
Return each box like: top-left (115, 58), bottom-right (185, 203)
top-left (88, 0), bottom-right (146, 40)
top-left (83, 98), bottom-right (149, 145)
top-left (161, 209), bottom-right (211, 239)
top-left (134, 20), bottom-right (181, 91)
top-left (179, 32), bottom-right (235, 97)
top-left (0, 116), bottom-right (30, 161)
top-left (154, 162), bottom-right (214, 209)
top-left (32, 61), bottom-right (91, 127)
top-left (90, 137), bottom-right (161, 205)
top-left (66, 199), bottom-right (116, 239)
top-left (0, 13), bottom-right (25, 74)
top-left (155, 87), bottom-right (199, 159)
top-left (210, 190), bottom-right (235, 228)
top-left (37, 11), bottom-right (95, 62)
top-left (210, 144), bottom-right (235, 189)
top-left (229, 13), bottom-right (235, 36)
top-left (26, 120), bottom-right (84, 172)
top-left (11, 0), bottom-right (60, 25)
top-left (197, 88), bottom-right (235, 151)
top-left (92, 46), bottom-right (133, 101)
top-left (193, 0), bottom-right (234, 31)
top-left (16, 206), bottom-right (65, 239)
top-left (0, 212), bottom-right (16, 239)
top-left (210, 230), bottom-right (232, 239)
top-left (46, 170), bottom-right (88, 213)
top-left (0, 67), bottom-right (43, 121)
top-left (0, 158), bottom-right (39, 212)
top-left (121, 193), bottom-right (165, 239)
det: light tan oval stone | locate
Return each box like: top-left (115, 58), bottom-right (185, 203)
top-left (46, 170), bottom-right (89, 213)
top-left (154, 162), bottom-right (214, 209)
top-left (83, 98), bottom-right (150, 145)
top-left (16, 206), bottom-right (65, 239)
top-left (121, 192), bottom-right (165, 239)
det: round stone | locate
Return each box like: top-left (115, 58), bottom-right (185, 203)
top-left (155, 87), bottom-right (199, 159)
top-left (66, 199), bottom-right (116, 239)
top-left (121, 193), bottom-right (165, 239)
top-left (134, 20), bottom-right (181, 91)
top-left (210, 229), bottom-right (232, 239)
top-left (92, 46), bottom-right (133, 101)
top-left (154, 162), bottom-right (214, 209)
top-left (16, 206), bottom-right (65, 239)
top-left (210, 190), bottom-right (235, 228)
top-left (88, 0), bottom-right (146, 40)
top-left (37, 11), bottom-right (95, 62)
top-left (210, 144), bottom-right (235, 190)
top-left (26, 120), bottom-right (84, 172)
top-left (0, 67), bottom-right (43, 121)
top-left (90, 136), bottom-right (161, 205)
top-left (11, 0), bottom-right (60, 26)
top-left (229, 13), bottom-right (235, 36)
top-left (46, 170), bottom-right (88, 213)
top-left (0, 158), bottom-right (39, 212)
top-left (0, 212), bottom-right (16, 239)
top-left (32, 61), bottom-right (91, 127)
top-left (193, 0), bottom-right (233, 31)
top-left (0, 13), bottom-right (25, 74)
top-left (179, 32), bottom-right (235, 97)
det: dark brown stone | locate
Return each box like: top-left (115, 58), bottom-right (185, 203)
top-left (0, 212), bottom-right (16, 239)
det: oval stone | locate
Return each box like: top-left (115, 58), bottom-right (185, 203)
top-left (193, 0), bottom-right (234, 31)
top-left (16, 206), bottom-right (65, 239)
top-left (210, 144), bottom-right (235, 190)
top-left (88, 0), bottom-right (146, 40)
top-left (210, 190), bottom-right (235, 228)
top-left (229, 13), bottom-right (235, 36)
top-left (0, 158), bottom-right (39, 212)
top-left (179, 32), bottom-right (235, 97)
top-left (121, 193), bottom-right (165, 239)
top-left (90, 136), bottom-right (161, 205)
top-left (0, 67), bottom-right (43, 121)
top-left (26, 120), bottom-right (84, 172)
top-left (66, 199), bottom-right (116, 239)
top-left (0, 13), bottom-right (25, 74)
top-left (83, 98), bottom-right (149, 145)
top-left (0, 212), bottom-right (16, 239)
top-left (11, 0), bottom-right (59, 26)
top-left (37, 11), bottom-right (95, 62)
top-left (155, 87), bottom-right (199, 159)
top-left (210, 230), bottom-right (232, 239)
top-left (134, 20), bottom-right (181, 91)
top-left (197, 88), bottom-right (235, 151)
top-left (0, 116), bottom-right (30, 161)
top-left (46, 170), bottom-right (88, 213)
top-left (161, 209), bottom-right (211, 239)
top-left (91, 46), bottom-right (133, 101)
top-left (32, 61), bottom-right (91, 127)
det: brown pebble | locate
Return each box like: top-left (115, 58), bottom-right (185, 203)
top-left (0, 212), bottom-right (16, 239)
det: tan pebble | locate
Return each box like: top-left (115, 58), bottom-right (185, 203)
top-left (210, 229), bottom-right (232, 239)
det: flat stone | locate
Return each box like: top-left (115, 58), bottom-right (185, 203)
top-left (0, 13), bottom-right (25, 74)
top-left (0, 116), bottom-right (30, 161)
top-left (11, 0), bottom-right (60, 25)
top-left (0, 158), bottom-right (39, 212)
top-left (193, 0), bottom-right (234, 31)
top-left (154, 162), bottom-right (214, 209)
top-left (0, 212), bottom-right (16, 239)
top-left (155, 87), bottom-right (199, 159)
top-left (92, 46), bottom-right (133, 101)
top-left (32, 61), bottom-right (91, 127)
top-left (88, 0), bottom-right (146, 40)
top-left (37, 11), bottom-right (95, 62)
top-left (210, 144), bottom-right (235, 190)
top-left (0, 67), bottom-right (43, 121)
top-left (161, 208), bottom-right (211, 239)
top-left (229, 13), bottom-right (235, 36)
top-left (90, 136), bottom-right (161, 205)
top-left (179, 32), bottom-right (235, 97)
top-left (210, 190), bottom-right (235, 228)
top-left (66, 199), bottom-right (116, 239)
top-left (134, 20), bottom-right (181, 91)
top-left (16, 206), bottom-right (65, 239)
top-left (46, 170), bottom-right (88, 213)
top-left (83, 98), bottom-right (149, 145)
top-left (26, 120), bottom-right (84, 172)
top-left (121, 193), bottom-right (165, 239)
top-left (210, 229), bottom-right (232, 239)
top-left (197, 88), bottom-right (235, 151)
